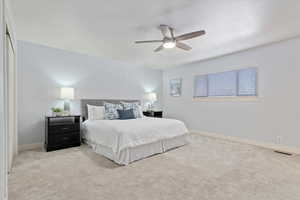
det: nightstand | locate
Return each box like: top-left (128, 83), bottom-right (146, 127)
top-left (45, 115), bottom-right (81, 152)
top-left (143, 111), bottom-right (163, 118)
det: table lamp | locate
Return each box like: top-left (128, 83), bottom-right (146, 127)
top-left (145, 92), bottom-right (157, 111)
top-left (60, 87), bottom-right (74, 114)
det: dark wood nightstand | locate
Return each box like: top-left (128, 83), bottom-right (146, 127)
top-left (143, 111), bottom-right (163, 118)
top-left (45, 115), bottom-right (81, 152)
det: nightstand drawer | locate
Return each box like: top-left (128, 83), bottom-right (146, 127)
top-left (48, 133), bottom-right (80, 146)
top-left (49, 124), bottom-right (80, 135)
top-left (45, 115), bottom-right (81, 151)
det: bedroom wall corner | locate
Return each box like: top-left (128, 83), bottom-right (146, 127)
top-left (17, 41), bottom-right (163, 146)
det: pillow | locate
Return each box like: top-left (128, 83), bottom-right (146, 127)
top-left (121, 102), bottom-right (141, 118)
top-left (138, 105), bottom-right (144, 118)
top-left (117, 109), bottom-right (135, 120)
top-left (87, 105), bottom-right (104, 120)
top-left (103, 102), bottom-right (123, 120)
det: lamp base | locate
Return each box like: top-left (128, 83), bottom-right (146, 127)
top-left (64, 100), bottom-right (70, 113)
top-left (147, 103), bottom-right (152, 111)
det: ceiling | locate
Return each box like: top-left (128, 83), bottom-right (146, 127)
top-left (10, 0), bottom-right (300, 69)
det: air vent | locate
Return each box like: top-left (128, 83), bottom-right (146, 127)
top-left (274, 150), bottom-right (293, 156)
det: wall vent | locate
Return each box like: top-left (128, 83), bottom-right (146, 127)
top-left (274, 150), bottom-right (293, 156)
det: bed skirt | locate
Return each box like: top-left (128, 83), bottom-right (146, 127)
top-left (84, 135), bottom-right (189, 165)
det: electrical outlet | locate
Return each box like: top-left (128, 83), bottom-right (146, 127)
top-left (276, 136), bottom-right (282, 144)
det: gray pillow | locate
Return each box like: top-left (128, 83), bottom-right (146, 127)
top-left (117, 109), bottom-right (135, 120)
top-left (103, 102), bottom-right (123, 120)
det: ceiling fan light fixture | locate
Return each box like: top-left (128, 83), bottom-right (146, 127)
top-left (134, 25), bottom-right (206, 52)
top-left (163, 41), bottom-right (176, 49)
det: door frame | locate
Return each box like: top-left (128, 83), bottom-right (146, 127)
top-left (5, 24), bottom-right (17, 173)
top-left (0, 0), bottom-right (8, 199)
top-left (1, 0), bottom-right (17, 199)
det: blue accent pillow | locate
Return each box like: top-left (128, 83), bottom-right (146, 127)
top-left (121, 102), bottom-right (141, 118)
top-left (103, 102), bottom-right (123, 120)
top-left (117, 109), bottom-right (135, 120)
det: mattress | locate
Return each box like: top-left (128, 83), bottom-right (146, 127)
top-left (82, 117), bottom-right (189, 165)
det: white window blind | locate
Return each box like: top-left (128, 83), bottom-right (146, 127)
top-left (208, 71), bottom-right (237, 96)
top-left (194, 68), bottom-right (257, 98)
top-left (238, 68), bottom-right (257, 96)
top-left (194, 75), bottom-right (208, 97)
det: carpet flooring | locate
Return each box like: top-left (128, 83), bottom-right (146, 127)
top-left (8, 134), bottom-right (300, 200)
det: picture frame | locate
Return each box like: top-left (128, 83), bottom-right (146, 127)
top-left (170, 78), bottom-right (182, 97)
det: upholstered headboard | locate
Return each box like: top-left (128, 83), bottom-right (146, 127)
top-left (80, 99), bottom-right (141, 121)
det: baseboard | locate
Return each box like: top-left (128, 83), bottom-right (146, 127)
top-left (191, 130), bottom-right (300, 155)
top-left (19, 143), bottom-right (43, 152)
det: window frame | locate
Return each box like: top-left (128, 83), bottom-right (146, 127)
top-left (193, 67), bottom-right (258, 101)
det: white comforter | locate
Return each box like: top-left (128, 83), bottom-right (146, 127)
top-left (82, 117), bottom-right (188, 154)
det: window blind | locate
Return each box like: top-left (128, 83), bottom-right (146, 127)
top-left (194, 68), bottom-right (257, 98)
top-left (208, 70), bottom-right (237, 96)
top-left (238, 68), bottom-right (257, 96)
top-left (194, 75), bottom-right (208, 97)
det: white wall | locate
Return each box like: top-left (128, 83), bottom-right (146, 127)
top-left (163, 37), bottom-right (300, 149)
top-left (18, 41), bottom-right (163, 146)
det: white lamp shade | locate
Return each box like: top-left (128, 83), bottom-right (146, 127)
top-left (60, 87), bottom-right (74, 100)
top-left (145, 92), bottom-right (157, 102)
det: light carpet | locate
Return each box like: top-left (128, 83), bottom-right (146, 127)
top-left (9, 134), bottom-right (300, 200)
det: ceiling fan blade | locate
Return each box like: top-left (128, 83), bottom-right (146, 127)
top-left (175, 30), bottom-right (206, 41)
top-left (135, 40), bottom-right (163, 44)
top-left (154, 45), bottom-right (164, 52)
top-left (176, 42), bottom-right (192, 51)
top-left (159, 24), bottom-right (169, 37)
top-left (169, 27), bottom-right (175, 39)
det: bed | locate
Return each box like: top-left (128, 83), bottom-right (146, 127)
top-left (81, 99), bottom-right (189, 165)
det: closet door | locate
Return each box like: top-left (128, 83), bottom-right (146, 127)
top-left (6, 32), bottom-right (17, 172)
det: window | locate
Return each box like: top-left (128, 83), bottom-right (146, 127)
top-left (194, 68), bottom-right (257, 98)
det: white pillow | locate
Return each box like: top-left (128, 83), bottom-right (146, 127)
top-left (138, 105), bottom-right (144, 118)
top-left (87, 104), bottom-right (105, 120)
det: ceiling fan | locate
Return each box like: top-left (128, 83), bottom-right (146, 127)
top-left (135, 24), bottom-right (206, 52)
